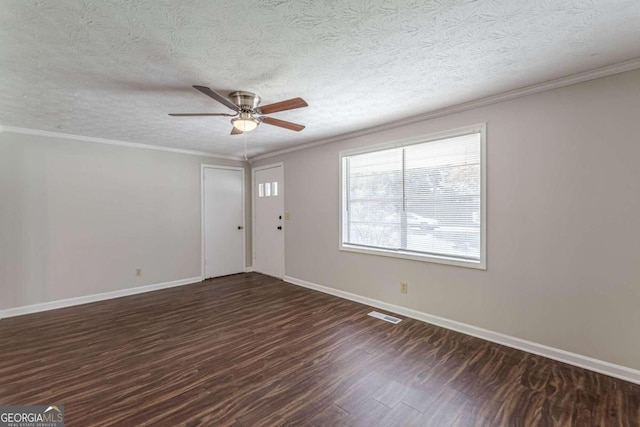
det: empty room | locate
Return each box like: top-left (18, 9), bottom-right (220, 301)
top-left (1, 1), bottom-right (640, 426)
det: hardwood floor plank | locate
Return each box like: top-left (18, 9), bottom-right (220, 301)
top-left (1, 272), bottom-right (639, 426)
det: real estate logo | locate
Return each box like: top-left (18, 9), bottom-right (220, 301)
top-left (0, 405), bottom-right (64, 427)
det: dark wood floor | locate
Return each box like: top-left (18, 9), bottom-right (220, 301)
top-left (1, 273), bottom-right (639, 426)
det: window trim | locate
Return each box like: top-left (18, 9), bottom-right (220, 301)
top-left (338, 123), bottom-right (487, 270)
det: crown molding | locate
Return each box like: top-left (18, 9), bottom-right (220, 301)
top-left (3, 58), bottom-right (639, 163)
top-left (0, 125), bottom-right (246, 161)
top-left (250, 57), bottom-right (640, 162)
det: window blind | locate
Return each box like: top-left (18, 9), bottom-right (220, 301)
top-left (342, 131), bottom-right (482, 263)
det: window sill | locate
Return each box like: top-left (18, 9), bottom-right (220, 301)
top-left (339, 244), bottom-right (486, 270)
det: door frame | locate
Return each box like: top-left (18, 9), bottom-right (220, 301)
top-left (201, 164), bottom-right (246, 280)
top-left (251, 162), bottom-right (285, 277)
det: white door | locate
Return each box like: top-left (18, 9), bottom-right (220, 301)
top-left (203, 166), bottom-right (245, 278)
top-left (253, 164), bottom-right (284, 278)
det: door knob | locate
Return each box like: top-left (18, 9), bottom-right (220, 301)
top-left (237, 226), bottom-right (244, 230)
top-left (277, 226), bottom-right (282, 230)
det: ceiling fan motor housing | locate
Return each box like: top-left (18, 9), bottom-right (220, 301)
top-left (228, 91), bottom-right (261, 111)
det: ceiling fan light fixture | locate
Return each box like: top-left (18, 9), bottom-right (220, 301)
top-left (231, 112), bottom-right (259, 132)
top-left (232, 118), bottom-right (258, 132)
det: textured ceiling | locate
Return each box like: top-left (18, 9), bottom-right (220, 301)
top-left (1, 0), bottom-right (640, 158)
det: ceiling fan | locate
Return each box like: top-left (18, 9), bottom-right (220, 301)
top-left (169, 86), bottom-right (308, 135)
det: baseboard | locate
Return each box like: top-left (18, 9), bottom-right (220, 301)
top-left (0, 276), bottom-right (203, 319)
top-left (283, 275), bottom-right (640, 385)
top-left (244, 267), bottom-right (255, 273)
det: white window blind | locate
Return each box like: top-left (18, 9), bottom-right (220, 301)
top-left (341, 128), bottom-right (484, 268)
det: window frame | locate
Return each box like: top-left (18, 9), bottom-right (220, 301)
top-left (338, 123), bottom-right (487, 270)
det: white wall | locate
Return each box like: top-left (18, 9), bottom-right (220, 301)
top-left (253, 69), bottom-right (640, 371)
top-left (0, 132), bottom-right (250, 310)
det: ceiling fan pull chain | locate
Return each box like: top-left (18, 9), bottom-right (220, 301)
top-left (243, 131), bottom-right (248, 161)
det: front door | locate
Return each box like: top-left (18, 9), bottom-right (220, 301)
top-left (253, 164), bottom-right (284, 278)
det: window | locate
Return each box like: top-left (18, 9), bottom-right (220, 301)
top-left (258, 182), bottom-right (278, 197)
top-left (340, 124), bottom-right (486, 269)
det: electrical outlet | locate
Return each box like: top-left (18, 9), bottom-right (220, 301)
top-left (136, 268), bottom-right (142, 276)
top-left (400, 282), bottom-right (408, 294)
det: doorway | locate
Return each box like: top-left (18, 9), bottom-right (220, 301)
top-left (201, 165), bottom-right (245, 279)
top-left (252, 163), bottom-right (284, 278)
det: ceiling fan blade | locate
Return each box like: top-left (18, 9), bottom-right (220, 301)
top-left (231, 127), bottom-right (243, 135)
top-left (169, 113), bottom-right (236, 117)
top-left (193, 85), bottom-right (239, 111)
top-left (258, 97), bottom-right (308, 114)
top-left (261, 116), bottom-right (305, 132)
